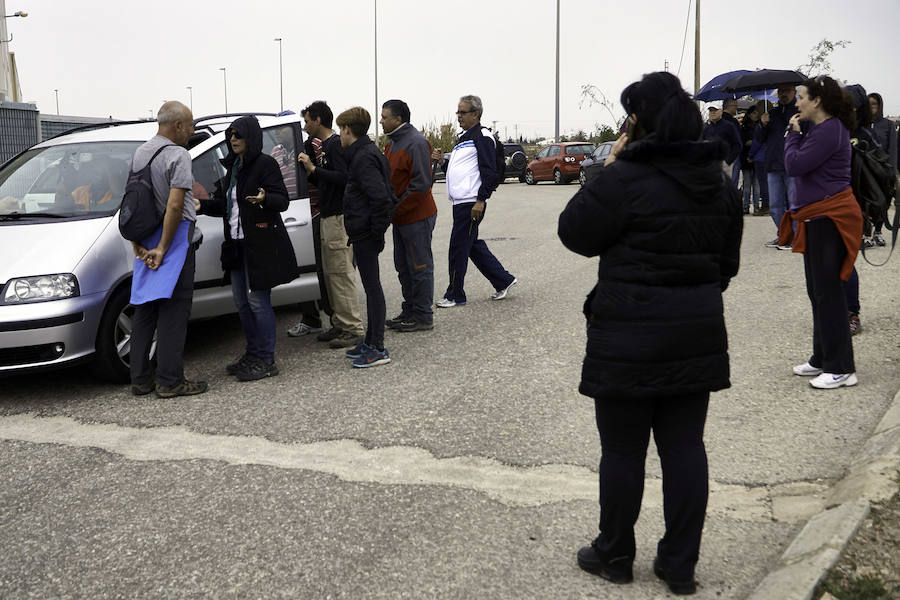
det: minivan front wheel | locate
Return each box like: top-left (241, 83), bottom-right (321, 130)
top-left (525, 169), bottom-right (536, 185)
top-left (91, 286), bottom-right (156, 383)
top-left (553, 168), bottom-right (564, 185)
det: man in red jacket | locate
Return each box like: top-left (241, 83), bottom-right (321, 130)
top-left (380, 99), bottom-right (438, 331)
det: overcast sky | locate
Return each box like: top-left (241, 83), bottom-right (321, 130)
top-left (6, 0), bottom-right (899, 139)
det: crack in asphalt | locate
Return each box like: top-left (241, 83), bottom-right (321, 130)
top-left (0, 413), bottom-right (825, 520)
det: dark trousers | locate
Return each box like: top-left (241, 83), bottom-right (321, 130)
top-left (803, 218), bottom-right (855, 373)
top-left (299, 214), bottom-right (333, 329)
top-left (130, 247), bottom-right (196, 387)
top-left (593, 391), bottom-right (710, 581)
top-left (842, 267), bottom-right (860, 315)
top-left (393, 214), bottom-right (436, 324)
top-left (444, 202), bottom-right (514, 303)
top-left (353, 236), bottom-right (386, 350)
top-left (230, 244), bottom-right (277, 364)
top-left (757, 163), bottom-right (769, 207)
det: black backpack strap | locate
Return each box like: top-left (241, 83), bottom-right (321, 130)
top-left (860, 206), bottom-right (899, 267)
top-left (131, 143), bottom-right (176, 173)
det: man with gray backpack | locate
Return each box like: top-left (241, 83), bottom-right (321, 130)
top-left (125, 101), bottom-right (207, 398)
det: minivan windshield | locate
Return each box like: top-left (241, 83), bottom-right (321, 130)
top-left (0, 141), bottom-right (142, 218)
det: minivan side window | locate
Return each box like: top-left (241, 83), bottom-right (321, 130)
top-left (263, 124), bottom-right (309, 202)
top-left (191, 143), bottom-right (227, 202)
top-left (536, 147), bottom-right (550, 159)
top-left (548, 145), bottom-right (561, 157)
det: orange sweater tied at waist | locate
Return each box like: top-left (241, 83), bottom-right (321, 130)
top-left (777, 188), bottom-right (863, 281)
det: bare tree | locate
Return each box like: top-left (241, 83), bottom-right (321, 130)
top-left (797, 39), bottom-right (851, 76)
top-left (579, 84), bottom-right (625, 130)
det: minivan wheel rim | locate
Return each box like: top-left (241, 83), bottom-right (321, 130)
top-left (526, 170), bottom-right (533, 184)
top-left (115, 304), bottom-right (156, 367)
top-left (554, 169), bottom-right (561, 183)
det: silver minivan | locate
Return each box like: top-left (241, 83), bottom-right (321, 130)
top-left (0, 113), bottom-right (320, 382)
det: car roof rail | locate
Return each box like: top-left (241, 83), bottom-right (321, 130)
top-left (42, 119), bottom-right (152, 142)
top-left (192, 112), bottom-right (279, 127)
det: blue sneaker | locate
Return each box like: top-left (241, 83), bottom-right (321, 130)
top-left (345, 341), bottom-right (371, 359)
top-left (352, 346), bottom-right (391, 368)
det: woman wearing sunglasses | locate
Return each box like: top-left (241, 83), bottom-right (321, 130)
top-left (198, 115), bottom-right (299, 381)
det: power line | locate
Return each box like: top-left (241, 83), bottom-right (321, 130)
top-left (676, 0), bottom-right (692, 77)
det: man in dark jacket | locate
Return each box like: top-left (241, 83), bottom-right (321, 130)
top-left (702, 105), bottom-right (741, 171)
top-left (198, 115), bottom-right (298, 381)
top-left (335, 107), bottom-right (394, 368)
top-left (297, 101), bottom-right (364, 349)
top-left (867, 92), bottom-right (898, 246)
top-left (756, 85), bottom-right (798, 245)
top-left (722, 99), bottom-right (742, 185)
top-left (380, 99), bottom-right (438, 331)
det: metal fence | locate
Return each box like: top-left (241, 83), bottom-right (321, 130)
top-left (0, 101), bottom-right (39, 165)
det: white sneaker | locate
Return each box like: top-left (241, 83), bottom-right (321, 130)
top-left (491, 278), bottom-right (518, 300)
top-left (287, 321), bottom-right (322, 337)
top-left (809, 372), bottom-right (858, 389)
top-left (792, 362), bottom-right (823, 377)
top-left (435, 297), bottom-right (465, 308)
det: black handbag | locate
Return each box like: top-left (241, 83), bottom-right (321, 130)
top-left (220, 238), bottom-right (241, 272)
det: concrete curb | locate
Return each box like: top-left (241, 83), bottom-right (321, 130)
top-left (747, 387), bottom-right (900, 600)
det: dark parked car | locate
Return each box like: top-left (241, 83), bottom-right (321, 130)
top-left (432, 152), bottom-right (451, 182)
top-left (524, 142), bottom-right (595, 185)
top-left (501, 143), bottom-right (528, 182)
top-left (579, 141), bottom-right (615, 185)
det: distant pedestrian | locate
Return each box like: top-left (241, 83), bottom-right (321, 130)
top-left (335, 107), bottom-right (394, 368)
top-left (198, 116), bottom-right (298, 381)
top-left (380, 99), bottom-right (438, 332)
top-left (722, 98), bottom-right (743, 185)
top-left (739, 104), bottom-right (762, 214)
top-left (781, 75), bottom-right (862, 389)
top-left (297, 101), bottom-right (365, 349)
top-left (559, 71), bottom-right (742, 596)
top-left (129, 101), bottom-right (207, 398)
top-left (432, 94), bottom-right (517, 307)
top-left (757, 85), bottom-right (798, 247)
top-left (866, 92), bottom-right (898, 247)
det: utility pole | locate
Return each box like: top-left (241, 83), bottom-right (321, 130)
top-left (664, 60), bottom-right (669, 72)
top-left (274, 38), bottom-right (283, 112)
top-left (694, 0), bottom-right (700, 95)
top-left (219, 67), bottom-right (228, 112)
top-left (554, 0), bottom-right (560, 143)
top-left (374, 0), bottom-right (379, 141)
top-left (54, 89), bottom-right (59, 115)
top-left (186, 86), bottom-right (193, 112)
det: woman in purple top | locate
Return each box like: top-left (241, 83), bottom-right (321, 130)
top-left (784, 75), bottom-right (859, 389)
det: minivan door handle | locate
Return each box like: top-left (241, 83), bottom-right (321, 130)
top-left (284, 217), bottom-right (309, 228)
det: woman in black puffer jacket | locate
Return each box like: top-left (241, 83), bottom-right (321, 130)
top-left (558, 71), bottom-right (742, 595)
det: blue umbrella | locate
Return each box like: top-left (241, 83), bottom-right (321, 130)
top-left (694, 70), bottom-right (752, 101)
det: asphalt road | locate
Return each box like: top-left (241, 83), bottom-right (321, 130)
top-left (2, 181), bottom-right (898, 599)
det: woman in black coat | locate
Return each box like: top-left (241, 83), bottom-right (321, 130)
top-left (199, 115), bottom-right (298, 381)
top-left (558, 72), bottom-right (742, 595)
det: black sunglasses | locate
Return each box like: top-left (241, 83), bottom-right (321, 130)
top-left (227, 128), bottom-right (243, 140)
top-left (456, 110), bottom-right (475, 116)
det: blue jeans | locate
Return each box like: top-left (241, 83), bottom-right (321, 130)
top-left (741, 166), bottom-right (760, 211)
top-left (767, 171), bottom-right (795, 231)
top-left (731, 158), bottom-right (741, 187)
top-left (444, 202), bottom-right (514, 303)
top-left (393, 214), bottom-right (436, 324)
top-left (231, 246), bottom-right (276, 364)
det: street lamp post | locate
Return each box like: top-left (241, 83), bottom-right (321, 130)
top-left (1, 10), bottom-right (27, 43)
top-left (186, 86), bottom-right (193, 112)
top-left (274, 38), bottom-right (283, 112)
top-left (54, 89), bottom-right (59, 115)
top-left (219, 67), bottom-right (228, 112)
top-left (374, 0), bottom-right (378, 141)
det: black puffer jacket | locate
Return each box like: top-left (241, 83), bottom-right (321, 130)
top-left (201, 116), bottom-right (299, 291)
top-left (341, 136), bottom-right (395, 244)
top-left (558, 136), bottom-right (742, 399)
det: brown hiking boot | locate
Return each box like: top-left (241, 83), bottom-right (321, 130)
top-left (156, 379), bottom-right (208, 398)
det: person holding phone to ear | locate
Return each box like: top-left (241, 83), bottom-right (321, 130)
top-left (198, 115), bottom-right (298, 381)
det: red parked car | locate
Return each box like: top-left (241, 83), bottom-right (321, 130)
top-left (524, 142), bottom-right (595, 185)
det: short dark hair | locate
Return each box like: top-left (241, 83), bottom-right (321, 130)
top-left (382, 99), bottom-right (410, 123)
top-left (335, 107), bottom-right (371, 138)
top-left (620, 71), bottom-right (701, 142)
top-left (302, 101), bottom-right (333, 128)
top-left (801, 75), bottom-right (856, 132)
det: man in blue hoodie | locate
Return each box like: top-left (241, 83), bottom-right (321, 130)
top-left (756, 85), bottom-right (798, 247)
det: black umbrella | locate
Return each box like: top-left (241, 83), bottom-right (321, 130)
top-left (721, 69), bottom-right (807, 93)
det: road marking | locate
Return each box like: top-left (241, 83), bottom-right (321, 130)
top-left (0, 413), bottom-right (826, 521)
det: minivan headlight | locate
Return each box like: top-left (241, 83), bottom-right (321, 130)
top-left (2, 274), bottom-right (80, 304)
